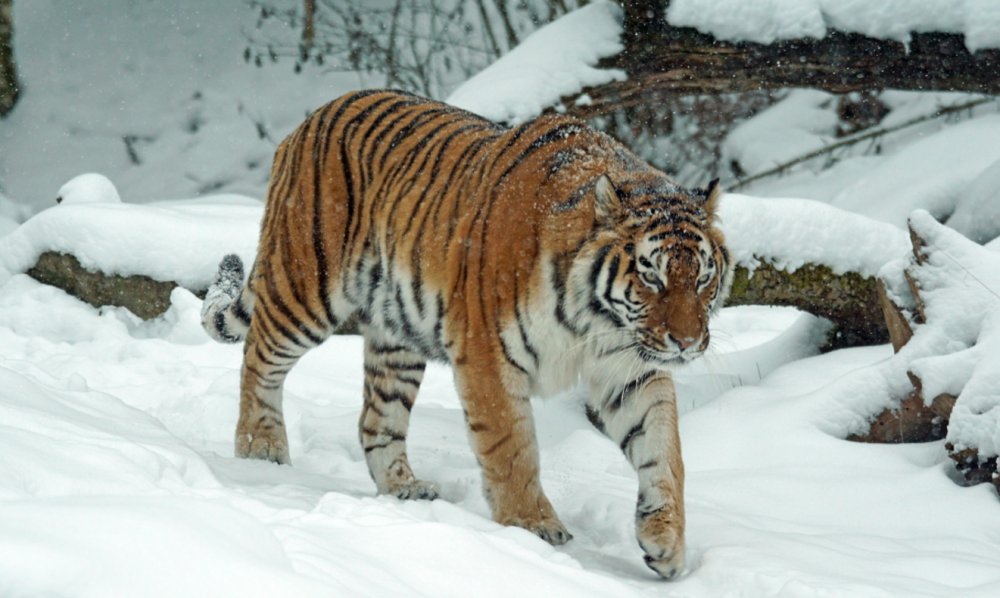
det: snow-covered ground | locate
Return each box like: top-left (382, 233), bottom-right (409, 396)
top-left (1, 0), bottom-right (999, 596)
top-left (3, 257), bottom-right (999, 596)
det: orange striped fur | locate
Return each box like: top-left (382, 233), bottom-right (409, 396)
top-left (202, 90), bottom-right (732, 578)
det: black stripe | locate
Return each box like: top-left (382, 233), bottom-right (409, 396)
top-left (497, 320), bottom-right (530, 376)
top-left (277, 226), bottom-right (328, 331)
top-left (551, 254), bottom-right (584, 335)
top-left (382, 361), bottom-right (426, 371)
top-left (619, 417), bottom-right (647, 454)
top-left (606, 371), bottom-right (657, 411)
top-left (513, 278), bottom-right (539, 368)
top-left (213, 310), bottom-right (242, 343)
top-left (495, 121), bottom-right (585, 184)
top-left (335, 96), bottom-right (402, 262)
top-left (372, 385), bottom-right (414, 411)
top-left (263, 275), bottom-right (325, 346)
top-left (232, 297), bottom-right (252, 325)
top-left (648, 228), bottom-right (703, 243)
top-left (255, 302), bottom-right (311, 350)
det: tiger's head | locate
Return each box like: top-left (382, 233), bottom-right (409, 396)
top-left (577, 173), bottom-right (733, 367)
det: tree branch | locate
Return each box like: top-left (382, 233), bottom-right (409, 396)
top-left (728, 96), bottom-right (998, 191)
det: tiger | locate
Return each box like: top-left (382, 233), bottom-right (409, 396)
top-left (201, 89), bottom-right (732, 579)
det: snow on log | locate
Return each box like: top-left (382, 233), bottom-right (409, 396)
top-left (850, 210), bottom-right (1000, 492)
top-left (446, 1), bottom-right (625, 125)
top-left (1, 182), bottom-right (910, 345)
top-left (567, 1), bottom-right (1000, 120)
top-left (720, 194), bottom-right (909, 347)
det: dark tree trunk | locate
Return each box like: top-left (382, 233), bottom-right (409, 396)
top-left (569, 1), bottom-right (1000, 119)
top-left (0, 0), bottom-right (18, 117)
top-left (301, 0), bottom-right (316, 54)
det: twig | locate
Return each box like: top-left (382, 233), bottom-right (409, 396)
top-left (728, 96), bottom-right (998, 192)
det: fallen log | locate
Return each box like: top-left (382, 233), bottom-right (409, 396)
top-left (567, 1), bottom-right (1000, 120)
top-left (27, 251), bottom-right (187, 320)
top-left (725, 262), bottom-right (888, 350)
top-left (847, 223), bottom-right (952, 444)
top-left (27, 250), bottom-right (884, 347)
top-left (25, 250), bottom-right (361, 334)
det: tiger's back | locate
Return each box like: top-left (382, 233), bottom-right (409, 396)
top-left (202, 89), bottom-right (732, 579)
top-left (259, 90), bottom-right (631, 365)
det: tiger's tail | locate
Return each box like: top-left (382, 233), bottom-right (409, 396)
top-left (201, 254), bottom-right (255, 344)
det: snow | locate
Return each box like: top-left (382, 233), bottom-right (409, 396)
top-left (0, 0), bottom-right (366, 213)
top-left (886, 211), bottom-right (1000, 458)
top-left (2, 268), bottom-right (999, 596)
top-left (720, 194), bottom-right (909, 276)
top-left (446, 1), bottom-right (626, 124)
top-left (946, 157), bottom-right (1000, 244)
top-left (829, 115), bottom-right (1000, 230)
top-left (728, 90), bottom-right (1000, 244)
top-left (724, 90), bottom-right (840, 177)
top-left (666, 0), bottom-right (1000, 50)
top-left (0, 179), bottom-right (908, 295)
top-left (55, 173), bottom-right (122, 205)
top-left (0, 195), bottom-right (263, 290)
top-left (1, 0), bottom-right (1000, 595)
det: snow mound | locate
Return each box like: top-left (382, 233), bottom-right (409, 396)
top-left (55, 173), bottom-right (122, 205)
top-left (446, 1), bottom-right (625, 124)
top-left (723, 90), bottom-right (838, 177)
top-left (667, 0), bottom-right (1000, 50)
top-left (0, 193), bottom-right (263, 289)
top-left (945, 157), bottom-right (1000, 244)
top-left (830, 115), bottom-right (1000, 230)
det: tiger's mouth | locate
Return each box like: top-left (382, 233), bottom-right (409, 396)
top-left (635, 332), bottom-right (708, 365)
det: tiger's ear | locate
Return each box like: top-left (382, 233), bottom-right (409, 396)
top-left (699, 178), bottom-right (722, 215)
top-left (594, 174), bottom-right (626, 224)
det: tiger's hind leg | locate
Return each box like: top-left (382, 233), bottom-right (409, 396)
top-left (236, 291), bottom-right (328, 465)
top-left (587, 371), bottom-right (685, 579)
top-left (359, 328), bottom-right (438, 500)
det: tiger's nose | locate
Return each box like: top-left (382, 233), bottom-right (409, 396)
top-left (669, 334), bottom-right (698, 349)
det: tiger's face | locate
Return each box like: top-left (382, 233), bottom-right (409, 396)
top-left (586, 174), bottom-right (732, 367)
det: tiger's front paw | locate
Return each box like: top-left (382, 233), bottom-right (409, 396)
top-left (490, 482), bottom-right (573, 545)
top-left (524, 517), bottom-right (573, 546)
top-left (235, 423), bottom-right (290, 465)
top-left (637, 508), bottom-right (685, 579)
